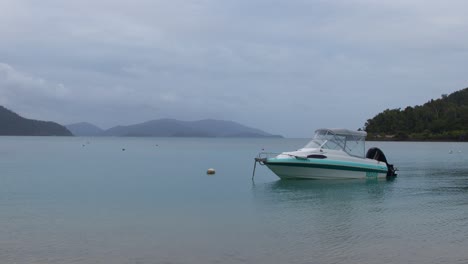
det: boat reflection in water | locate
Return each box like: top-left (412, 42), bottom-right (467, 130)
top-left (250, 178), bottom-right (399, 263)
top-left (252, 177), bottom-right (396, 205)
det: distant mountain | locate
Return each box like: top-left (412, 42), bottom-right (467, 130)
top-left (66, 122), bottom-right (104, 136)
top-left (101, 118), bottom-right (282, 138)
top-left (0, 106), bottom-right (72, 136)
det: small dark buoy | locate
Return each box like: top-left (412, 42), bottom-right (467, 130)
top-left (122, 148), bottom-right (126, 151)
top-left (207, 168), bottom-right (215, 175)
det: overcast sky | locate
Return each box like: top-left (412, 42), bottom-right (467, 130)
top-left (1, 0), bottom-right (468, 137)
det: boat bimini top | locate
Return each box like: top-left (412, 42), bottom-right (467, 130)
top-left (303, 128), bottom-right (367, 158)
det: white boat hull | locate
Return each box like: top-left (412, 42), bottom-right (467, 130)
top-left (256, 128), bottom-right (396, 180)
top-left (264, 158), bottom-right (388, 180)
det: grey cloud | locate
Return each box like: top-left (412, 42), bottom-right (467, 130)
top-left (1, 0), bottom-right (468, 136)
top-left (0, 63), bottom-right (69, 100)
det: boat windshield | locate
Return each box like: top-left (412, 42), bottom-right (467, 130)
top-left (303, 129), bottom-right (366, 158)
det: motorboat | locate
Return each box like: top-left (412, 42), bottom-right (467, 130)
top-left (254, 128), bottom-right (396, 180)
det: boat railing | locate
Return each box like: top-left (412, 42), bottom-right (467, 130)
top-left (256, 152), bottom-right (281, 160)
top-left (252, 152), bottom-right (281, 180)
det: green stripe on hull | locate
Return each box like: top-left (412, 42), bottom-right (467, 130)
top-left (265, 159), bottom-right (388, 174)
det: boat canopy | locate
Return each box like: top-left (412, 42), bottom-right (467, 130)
top-left (303, 128), bottom-right (367, 158)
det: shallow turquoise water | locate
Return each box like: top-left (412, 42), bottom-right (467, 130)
top-left (0, 137), bottom-right (467, 264)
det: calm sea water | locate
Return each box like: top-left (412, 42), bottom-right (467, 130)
top-left (0, 137), bottom-right (467, 264)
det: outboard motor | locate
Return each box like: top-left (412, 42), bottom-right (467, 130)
top-left (366, 147), bottom-right (397, 177)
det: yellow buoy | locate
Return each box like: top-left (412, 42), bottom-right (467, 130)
top-left (207, 168), bottom-right (216, 175)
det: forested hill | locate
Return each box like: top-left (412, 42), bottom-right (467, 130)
top-left (0, 106), bottom-right (72, 136)
top-left (365, 87), bottom-right (468, 141)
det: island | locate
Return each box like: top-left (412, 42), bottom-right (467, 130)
top-left (67, 119), bottom-right (283, 138)
top-left (1, 105), bottom-right (281, 138)
top-left (0, 106), bottom-right (72, 136)
top-left (365, 87), bottom-right (468, 141)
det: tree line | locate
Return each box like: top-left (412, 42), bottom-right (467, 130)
top-left (364, 87), bottom-right (468, 141)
